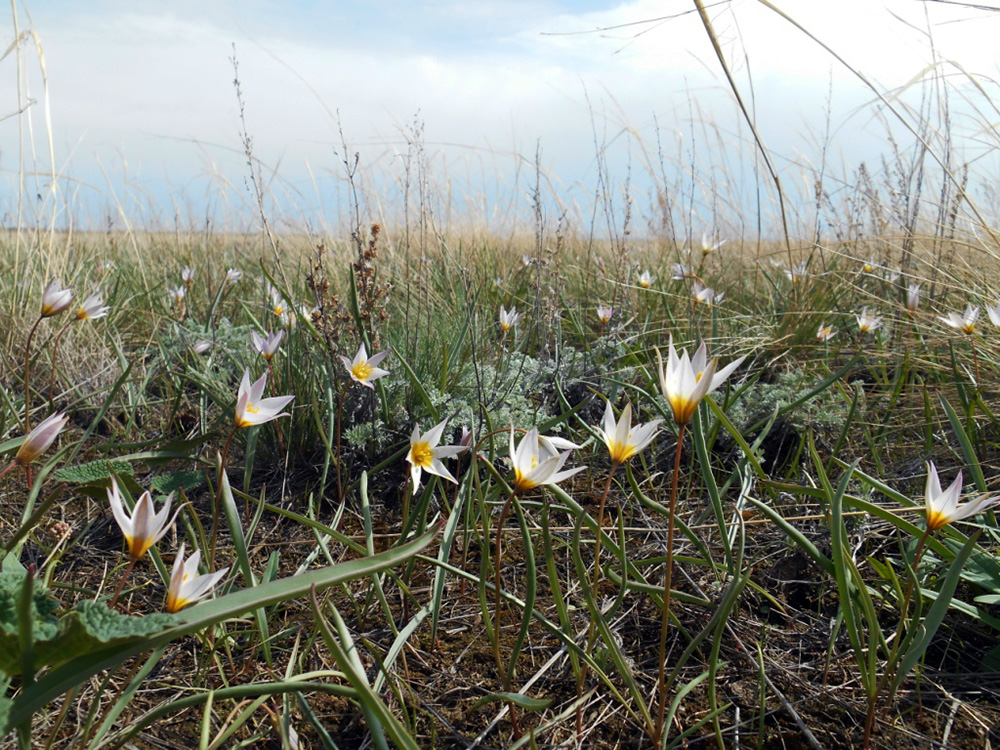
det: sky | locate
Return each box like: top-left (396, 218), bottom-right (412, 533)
top-left (3, 0), bottom-right (1000, 238)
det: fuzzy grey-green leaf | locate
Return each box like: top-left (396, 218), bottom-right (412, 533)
top-left (52, 459), bottom-right (133, 484)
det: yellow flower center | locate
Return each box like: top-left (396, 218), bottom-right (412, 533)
top-left (668, 395), bottom-right (697, 425)
top-left (246, 403), bottom-right (260, 415)
top-left (925, 509), bottom-right (948, 531)
top-left (608, 440), bottom-right (636, 465)
top-left (514, 473), bottom-right (535, 493)
top-left (352, 361), bottom-right (374, 381)
top-left (410, 441), bottom-right (433, 468)
top-left (962, 323), bottom-right (975, 335)
top-left (274, 305), bottom-right (284, 316)
top-left (132, 532), bottom-right (159, 559)
top-left (512, 454), bottom-right (541, 493)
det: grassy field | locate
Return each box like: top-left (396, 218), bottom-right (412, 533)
top-left (4, 7), bottom-right (1000, 743)
top-left (1, 213), bottom-right (999, 749)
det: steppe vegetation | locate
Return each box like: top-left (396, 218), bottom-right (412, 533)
top-left (3, 5), bottom-right (1000, 750)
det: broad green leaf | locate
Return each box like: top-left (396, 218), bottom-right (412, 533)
top-left (0, 696), bottom-right (9, 737)
top-left (6, 526), bottom-right (439, 729)
top-left (0, 576), bottom-right (174, 679)
top-left (150, 470), bottom-right (205, 495)
top-left (52, 459), bottom-right (133, 484)
top-left (982, 645), bottom-right (1000, 672)
top-left (0, 573), bottom-right (60, 676)
top-left (34, 602), bottom-right (173, 674)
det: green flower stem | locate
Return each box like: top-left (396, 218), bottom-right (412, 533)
top-left (400, 476), bottom-right (414, 540)
top-left (654, 420), bottom-right (685, 747)
top-left (493, 487), bottom-right (521, 740)
top-left (108, 557), bottom-right (138, 609)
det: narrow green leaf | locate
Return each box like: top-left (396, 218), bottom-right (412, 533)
top-left (218, 462), bottom-right (271, 667)
top-left (939, 395), bottom-right (987, 492)
top-left (311, 593), bottom-right (392, 750)
top-left (570, 508), bottom-right (654, 734)
top-left (429, 475), bottom-right (468, 646)
top-left (390, 346), bottom-right (438, 420)
top-left (825, 457), bottom-right (872, 691)
top-left (739, 495), bottom-right (834, 576)
top-left (102, 677), bottom-right (357, 749)
top-left (472, 692), bottom-right (553, 711)
top-left (893, 531), bottom-right (981, 691)
top-left (705, 397), bottom-right (769, 481)
top-left (8, 527), bottom-right (438, 727)
top-left (504, 497), bottom-right (536, 690)
top-left (692, 407), bottom-right (731, 571)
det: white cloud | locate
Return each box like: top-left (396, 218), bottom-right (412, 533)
top-left (3, 0), bottom-right (1000, 231)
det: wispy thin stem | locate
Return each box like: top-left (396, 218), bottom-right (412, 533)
top-left (23, 315), bottom-right (43, 430)
top-left (47, 317), bottom-right (74, 407)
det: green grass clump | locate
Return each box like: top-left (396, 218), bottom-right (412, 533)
top-left (0, 225), bottom-right (998, 749)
